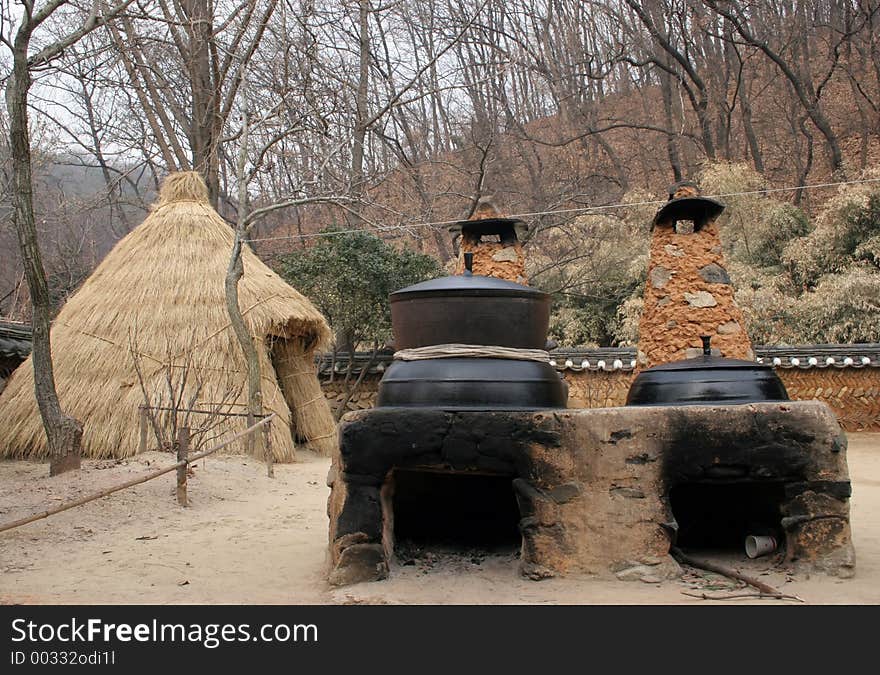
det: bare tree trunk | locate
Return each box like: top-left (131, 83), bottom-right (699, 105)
top-left (6, 29), bottom-right (82, 475)
top-left (794, 115), bottom-right (815, 208)
top-left (707, 0), bottom-right (846, 177)
top-left (350, 0), bottom-right (370, 223)
top-left (739, 81), bottom-right (764, 174)
top-left (184, 0), bottom-right (221, 207)
top-left (659, 69), bottom-right (683, 182)
top-left (225, 113), bottom-right (263, 456)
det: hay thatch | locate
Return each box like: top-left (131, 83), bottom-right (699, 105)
top-left (0, 172), bottom-right (332, 461)
top-left (270, 338), bottom-right (338, 456)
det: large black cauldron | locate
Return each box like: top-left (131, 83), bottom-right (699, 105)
top-left (390, 262), bottom-right (549, 350)
top-left (378, 253), bottom-right (566, 410)
top-left (376, 357), bottom-right (566, 409)
top-left (626, 337), bottom-right (789, 406)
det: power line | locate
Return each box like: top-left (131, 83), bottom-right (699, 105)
top-left (245, 175), bottom-right (880, 244)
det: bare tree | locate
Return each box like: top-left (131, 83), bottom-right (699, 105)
top-left (129, 329), bottom-right (244, 454)
top-left (2, 0), bottom-right (134, 475)
top-left (103, 0), bottom-right (281, 208)
top-left (225, 111), bottom-right (262, 454)
top-left (704, 0), bottom-right (848, 177)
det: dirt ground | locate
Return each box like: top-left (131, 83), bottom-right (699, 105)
top-left (1, 433), bottom-right (878, 605)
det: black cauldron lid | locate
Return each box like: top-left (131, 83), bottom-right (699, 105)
top-left (390, 253), bottom-right (546, 300)
top-left (643, 353), bottom-right (767, 371)
top-left (391, 274), bottom-right (546, 299)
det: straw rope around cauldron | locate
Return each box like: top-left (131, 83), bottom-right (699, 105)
top-left (393, 344), bottom-right (551, 363)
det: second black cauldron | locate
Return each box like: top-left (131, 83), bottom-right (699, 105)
top-left (626, 337), bottom-right (789, 406)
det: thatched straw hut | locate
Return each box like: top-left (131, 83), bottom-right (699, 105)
top-left (0, 172), bottom-right (336, 461)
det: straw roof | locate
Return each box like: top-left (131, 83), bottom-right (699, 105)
top-left (0, 172), bottom-right (333, 461)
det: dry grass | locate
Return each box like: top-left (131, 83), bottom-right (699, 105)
top-left (0, 172), bottom-right (333, 462)
top-left (271, 338), bottom-right (338, 456)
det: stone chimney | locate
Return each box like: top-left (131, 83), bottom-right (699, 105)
top-left (636, 181), bottom-right (754, 370)
top-left (450, 196), bottom-right (529, 284)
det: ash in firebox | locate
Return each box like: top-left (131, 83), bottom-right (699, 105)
top-left (394, 540), bottom-right (521, 575)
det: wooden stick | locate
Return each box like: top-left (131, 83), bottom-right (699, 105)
top-left (0, 414), bottom-right (275, 534)
top-left (140, 405), bottom-right (269, 419)
top-left (682, 591), bottom-right (804, 602)
top-left (671, 547), bottom-right (804, 602)
top-left (263, 423), bottom-right (274, 478)
top-left (138, 406), bottom-right (147, 455)
top-left (176, 426), bottom-right (189, 507)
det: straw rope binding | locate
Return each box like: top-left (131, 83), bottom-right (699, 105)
top-left (394, 344), bottom-right (550, 362)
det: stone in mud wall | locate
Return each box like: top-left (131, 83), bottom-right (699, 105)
top-left (491, 246), bottom-right (520, 263)
top-left (650, 267), bottom-right (672, 289)
top-left (698, 262), bottom-right (731, 285)
top-left (683, 291), bottom-right (717, 308)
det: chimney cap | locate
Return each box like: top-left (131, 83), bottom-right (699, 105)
top-left (449, 218), bottom-right (529, 243)
top-left (652, 180), bottom-right (724, 231)
top-left (449, 195), bottom-right (529, 242)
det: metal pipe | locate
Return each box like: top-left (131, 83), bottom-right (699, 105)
top-left (701, 335), bottom-right (712, 355)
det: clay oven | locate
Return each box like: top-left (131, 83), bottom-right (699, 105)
top-left (327, 189), bottom-right (856, 586)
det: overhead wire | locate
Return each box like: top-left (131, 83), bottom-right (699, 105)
top-left (244, 175), bottom-right (880, 244)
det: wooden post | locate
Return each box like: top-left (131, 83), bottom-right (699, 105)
top-left (139, 406), bottom-right (147, 454)
top-left (263, 422), bottom-right (274, 478)
top-left (176, 426), bottom-right (189, 507)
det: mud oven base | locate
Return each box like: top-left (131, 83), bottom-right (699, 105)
top-left (327, 402), bottom-right (855, 586)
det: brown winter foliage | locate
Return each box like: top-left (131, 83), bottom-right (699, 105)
top-left (1, 0), bottom-right (879, 347)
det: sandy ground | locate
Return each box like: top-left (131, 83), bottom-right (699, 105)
top-left (1, 434), bottom-right (878, 605)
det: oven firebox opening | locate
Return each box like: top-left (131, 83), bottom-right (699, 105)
top-left (391, 469), bottom-right (521, 554)
top-left (670, 481), bottom-right (786, 552)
